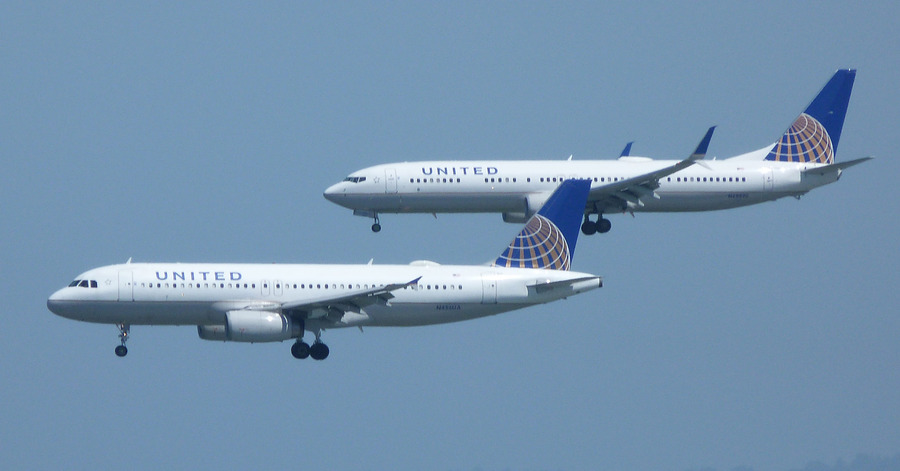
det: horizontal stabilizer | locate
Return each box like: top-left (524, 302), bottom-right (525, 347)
top-left (528, 276), bottom-right (602, 293)
top-left (802, 156), bottom-right (873, 176)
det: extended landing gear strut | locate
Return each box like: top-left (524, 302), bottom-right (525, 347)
top-left (371, 214), bottom-right (381, 233)
top-left (115, 323), bottom-right (130, 357)
top-left (581, 214), bottom-right (612, 235)
top-left (291, 331), bottom-right (329, 361)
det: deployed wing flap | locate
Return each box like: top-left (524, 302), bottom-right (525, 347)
top-left (589, 127), bottom-right (716, 210)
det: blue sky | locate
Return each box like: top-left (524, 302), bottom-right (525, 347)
top-left (2, 2), bottom-right (898, 470)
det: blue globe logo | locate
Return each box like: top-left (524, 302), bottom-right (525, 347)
top-left (495, 215), bottom-right (571, 270)
top-left (767, 113), bottom-right (834, 164)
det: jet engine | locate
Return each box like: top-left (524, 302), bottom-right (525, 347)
top-left (197, 310), bottom-right (302, 342)
top-left (501, 212), bottom-right (528, 223)
top-left (502, 192), bottom-right (556, 223)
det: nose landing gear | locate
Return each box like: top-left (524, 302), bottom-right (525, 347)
top-left (115, 323), bottom-right (130, 357)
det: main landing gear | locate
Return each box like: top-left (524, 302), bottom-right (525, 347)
top-left (291, 331), bottom-right (329, 361)
top-left (371, 214), bottom-right (381, 233)
top-left (115, 323), bottom-right (130, 357)
top-left (581, 214), bottom-right (612, 235)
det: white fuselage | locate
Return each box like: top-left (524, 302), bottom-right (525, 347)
top-left (324, 154), bottom-right (841, 217)
top-left (47, 262), bottom-right (601, 330)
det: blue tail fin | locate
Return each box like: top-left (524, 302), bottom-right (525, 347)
top-left (493, 179), bottom-right (591, 271)
top-left (766, 69), bottom-right (856, 164)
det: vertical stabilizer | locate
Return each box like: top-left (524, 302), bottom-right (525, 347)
top-left (766, 69), bottom-right (856, 164)
top-left (494, 179), bottom-right (591, 270)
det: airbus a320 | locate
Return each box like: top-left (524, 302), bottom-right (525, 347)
top-left (48, 180), bottom-right (600, 360)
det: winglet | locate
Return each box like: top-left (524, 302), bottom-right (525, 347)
top-left (690, 126), bottom-right (716, 160)
top-left (620, 141), bottom-right (634, 157)
top-left (406, 276), bottom-right (422, 286)
top-left (493, 179), bottom-right (591, 271)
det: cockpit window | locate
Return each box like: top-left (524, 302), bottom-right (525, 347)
top-left (69, 279), bottom-right (99, 288)
top-left (343, 176), bottom-right (367, 183)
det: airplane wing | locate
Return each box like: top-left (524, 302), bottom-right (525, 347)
top-left (588, 126), bottom-right (715, 211)
top-left (280, 276), bottom-right (421, 320)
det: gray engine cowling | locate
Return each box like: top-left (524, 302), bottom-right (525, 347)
top-left (197, 310), bottom-right (302, 342)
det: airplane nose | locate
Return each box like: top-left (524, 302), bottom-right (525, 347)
top-left (47, 289), bottom-right (67, 316)
top-left (323, 182), bottom-right (344, 203)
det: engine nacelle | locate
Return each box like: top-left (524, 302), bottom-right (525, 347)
top-left (503, 192), bottom-right (554, 223)
top-left (197, 324), bottom-right (228, 341)
top-left (197, 310), bottom-right (302, 342)
top-left (501, 212), bottom-right (528, 223)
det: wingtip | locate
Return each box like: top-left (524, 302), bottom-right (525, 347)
top-left (691, 126), bottom-right (716, 160)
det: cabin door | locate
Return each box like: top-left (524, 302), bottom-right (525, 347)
top-left (481, 275), bottom-right (497, 304)
top-left (118, 271), bottom-right (133, 301)
top-left (385, 168), bottom-right (398, 193)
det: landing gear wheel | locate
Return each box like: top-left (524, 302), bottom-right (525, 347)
top-left (371, 223), bottom-right (381, 232)
top-left (115, 345), bottom-right (128, 357)
top-left (291, 341), bottom-right (310, 359)
top-left (597, 218), bottom-right (612, 233)
top-left (309, 342), bottom-right (330, 360)
top-left (581, 219), bottom-right (597, 235)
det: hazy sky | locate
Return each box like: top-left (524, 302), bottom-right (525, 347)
top-left (2, 2), bottom-right (898, 470)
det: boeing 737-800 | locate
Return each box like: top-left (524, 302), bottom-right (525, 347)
top-left (47, 180), bottom-right (600, 360)
top-left (324, 69), bottom-right (871, 234)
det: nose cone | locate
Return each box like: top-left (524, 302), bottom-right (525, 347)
top-left (47, 288), bottom-right (69, 317)
top-left (323, 182), bottom-right (346, 204)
